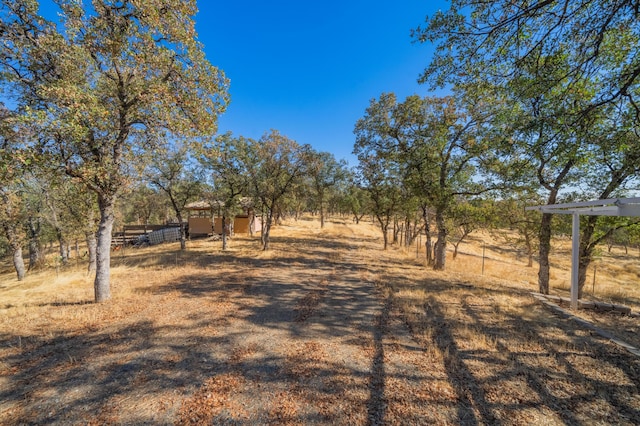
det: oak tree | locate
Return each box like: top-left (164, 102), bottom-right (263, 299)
top-left (0, 0), bottom-right (229, 301)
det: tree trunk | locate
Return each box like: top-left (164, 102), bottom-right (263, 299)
top-left (260, 207), bottom-right (266, 246)
top-left (422, 205), bottom-right (433, 266)
top-left (425, 231), bottom-right (432, 265)
top-left (177, 212), bottom-right (186, 250)
top-left (94, 194), bottom-right (115, 302)
top-left (58, 235), bottom-right (69, 265)
top-left (28, 237), bottom-right (44, 271)
top-left (538, 212), bottom-right (553, 294)
top-left (577, 216), bottom-right (599, 299)
top-left (375, 214), bottom-right (389, 250)
top-left (26, 216), bottom-right (45, 271)
top-left (85, 231), bottom-right (97, 273)
top-left (382, 224), bottom-right (389, 250)
top-left (262, 210), bottom-right (273, 250)
top-left (12, 246), bottom-right (25, 281)
top-left (392, 217), bottom-right (399, 244)
top-left (319, 198), bottom-right (325, 228)
top-left (222, 213), bottom-right (228, 250)
top-left (84, 208), bottom-right (97, 273)
top-left (525, 232), bottom-right (534, 267)
top-left (3, 221), bottom-right (25, 280)
top-left (433, 210), bottom-right (447, 270)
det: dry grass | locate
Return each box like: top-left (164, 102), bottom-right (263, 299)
top-left (0, 217), bottom-right (639, 425)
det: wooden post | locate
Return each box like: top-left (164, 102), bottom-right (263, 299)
top-left (482, 243), bottom-right (486, 275)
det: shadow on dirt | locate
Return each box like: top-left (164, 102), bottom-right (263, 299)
top-left (2, 221), bottom-right (639, 424)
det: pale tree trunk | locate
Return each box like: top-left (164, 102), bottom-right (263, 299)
top-left (3, 223), bottom-right (25, 280)
top-left (13, 246), bottom-right (25, 281)
top-left (433, 210), bottom-right (447, 270)
top-left (58, 234), bottom-right (69, 265)
top-left (85, 231), bottom-right (97, 273)
top-left (94, 194), bottom-right (115, 302)
top-left (85, 209), bottom-right (97, 273)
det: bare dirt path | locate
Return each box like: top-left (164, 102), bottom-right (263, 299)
top-left (1, 217), bottom-right (639, 425)
top-left (175, 221), bottom-right (453, 424)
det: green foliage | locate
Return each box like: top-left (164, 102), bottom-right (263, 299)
top-left (0, 0), bottom-right (229, 300)
top-left (353, 93), bottom-right (497, 261)
top-left (415, 0), bottom-right (640, 288)
top-left (147, 142), bottom-right (204, 220)
top-left (307, 150), bottom-right (349, 227)
top-left (415, 0), bottom-right (640, 114)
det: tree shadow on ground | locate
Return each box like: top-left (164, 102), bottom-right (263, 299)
top-left (2, 222), bottom-right (640, 424)
top-left (383, 272), bottom-right (640, 425)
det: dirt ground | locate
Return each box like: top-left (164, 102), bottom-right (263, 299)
top-left (0, 217), bottom-right (639, 425)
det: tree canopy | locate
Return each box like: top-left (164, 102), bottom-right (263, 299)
top-left (0, 0), bottom-right (229, 301)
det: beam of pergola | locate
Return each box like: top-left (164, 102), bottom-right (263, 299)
top-left (526, 197), bottom-right (640, 309)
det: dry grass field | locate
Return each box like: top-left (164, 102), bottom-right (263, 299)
top-left (0, 216), bottom-right (639, 425)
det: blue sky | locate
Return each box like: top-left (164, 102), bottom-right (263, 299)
top-left (34, 1), bottom-right (447, 166)
top-left (195, 1), bottom-right (446, 165)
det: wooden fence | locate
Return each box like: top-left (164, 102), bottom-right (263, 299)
top-left (112, 224), bottom-right (183, 247)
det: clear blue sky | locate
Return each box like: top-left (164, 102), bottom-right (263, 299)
top-left (195, 1), bottom-right (446, 166)
top-left (34, 1), bottom-right (446, 166)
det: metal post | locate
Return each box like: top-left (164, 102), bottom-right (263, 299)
top-left (571, 213), bottom-right (580, 310)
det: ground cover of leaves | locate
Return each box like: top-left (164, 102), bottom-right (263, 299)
top-left (0, 217), bottom-right (639, 425)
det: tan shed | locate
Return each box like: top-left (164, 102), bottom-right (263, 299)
top-left (185, 199), bottom-right (260, 236)
top-left (188, 217), bottom-right (213, 237)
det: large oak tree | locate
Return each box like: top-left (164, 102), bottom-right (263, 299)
top-left (416, 0), bottom-right (640, 293)
top-left (0, 0), bottom-right (228, 301)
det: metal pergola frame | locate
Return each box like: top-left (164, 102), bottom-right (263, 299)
top-left (526, 197), bottom-right (640, 309)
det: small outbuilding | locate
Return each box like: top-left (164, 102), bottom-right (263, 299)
top-left (184, 201), bottom-right (215, 237)
top-left (184, 199), bottom-right (261, 237)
